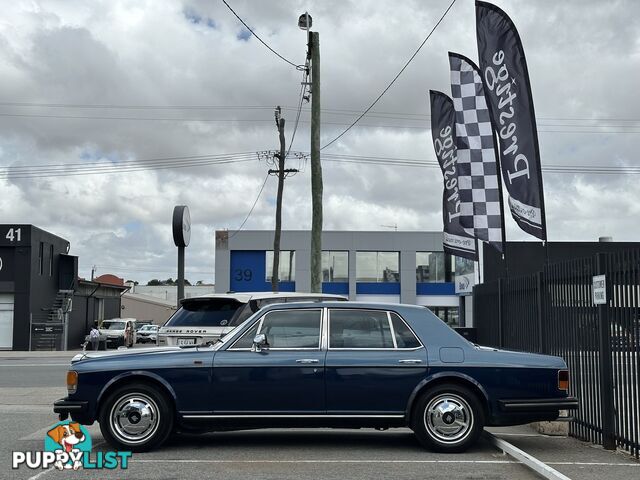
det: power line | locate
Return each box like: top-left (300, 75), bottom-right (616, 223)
top-left (286, 67), bottom-right (309, 157)
top-left (221, 0), bottom-right (301, 69)
top-left (320, 0), bottom-right (457, 151)
top-left (2, 151), bottom-right (256, 171)
top-left (318, 153), bottom-right (640, 174)
top-left (229, 174), bottom-right (270, 238)
top-left (0, 156), bottom-right (256, 179)
top-left (6, 112), bottom-right (640, 134)
top-left (0, 102), bottom-right (275, 110)
top-left (4, 101), bottom-right (640, 124)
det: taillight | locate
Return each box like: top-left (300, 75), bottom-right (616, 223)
top-left (558, 369), bottom-right (569, 391)
top-left (67, 370), bottom-right (78, 394)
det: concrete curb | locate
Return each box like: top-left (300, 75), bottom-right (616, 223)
top-left (484, 431), bottom-right (572, 480)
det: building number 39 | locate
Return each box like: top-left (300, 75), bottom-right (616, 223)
top-left (234, 269), bottom-right (252, 282)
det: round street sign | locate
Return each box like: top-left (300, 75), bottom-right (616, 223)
top-left (172, 205), bottom-right (191, 247)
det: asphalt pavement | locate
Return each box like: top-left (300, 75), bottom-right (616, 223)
top-left (0, 349), bottom-right (638, 480)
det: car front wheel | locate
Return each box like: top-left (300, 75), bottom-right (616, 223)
top-left (411, 383), bottom-right (484, 453)
top-left (99, 383), bottom-right (173, 452)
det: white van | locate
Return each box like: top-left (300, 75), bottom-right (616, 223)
top-left (157, 292), bottom-right (346, 346)
top-left (99, 318), bottom-right (137, 348)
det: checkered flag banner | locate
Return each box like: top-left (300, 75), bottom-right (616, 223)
top-left (449, 52), bottom-right (504, 253)
top-left (429, 90), bottom-right (478, 261)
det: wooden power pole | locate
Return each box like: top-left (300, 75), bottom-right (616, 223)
top-left (271, 107), bottom-right (286, 292)
top-left (309, 31), bottom-right (323, 293)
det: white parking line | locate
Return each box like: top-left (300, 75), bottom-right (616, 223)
top-left (0, 364), bottom-right (69, 367)
top-left (485, 432), bottom-right (571, 480)
top-left (133, 459), bottom-right (519, 464)
top-left (127, 459), bottom-right (639, 466)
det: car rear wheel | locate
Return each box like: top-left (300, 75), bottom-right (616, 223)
top-left (411, 383), bottom-right (484, 453)
top-left (99, 383), bottom-right (173, 452)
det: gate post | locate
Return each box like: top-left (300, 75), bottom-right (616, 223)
top-left (536, 272), bottom-right (545, 354)
top-left (596, 252), bottom-right (616, 450)
top-left (497, 278), bottom-right (504, 348)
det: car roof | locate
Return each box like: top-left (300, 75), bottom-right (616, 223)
top-left (257, 301), bottom-right (424, 312)
top-left (181, 292), bottom-right (347, 303)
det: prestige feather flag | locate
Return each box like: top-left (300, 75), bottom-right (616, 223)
top-left (476, 0), bottom-right (547, 240)
top-left (429, 90), bottom-right (478, 261)
top-left (448, 52), bottom-right (505, 253)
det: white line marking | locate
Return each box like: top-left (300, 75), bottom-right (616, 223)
top-left (132, 459), bottom-right (519, 464)
top-left (0, 363), bottom-right (68, 367)
top-left (547, 462), bottom-right (639, 467)
top-left (126, 459), bottom-right (640, 466)
top-left (27, 467), bottom-right (54, 480)
top-left (484, 432), bottom-right (572, 480)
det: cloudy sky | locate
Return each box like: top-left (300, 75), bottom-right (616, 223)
top-left (1, 0), bottom-right (639, 284)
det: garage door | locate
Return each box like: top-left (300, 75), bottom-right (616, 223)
top-left (0, 294), bottom-right (14, 349)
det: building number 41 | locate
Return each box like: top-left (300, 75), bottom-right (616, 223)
top-left (5, 227), bottom-right (22, 242)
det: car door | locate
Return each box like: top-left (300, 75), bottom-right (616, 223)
top-left (325, 308), bottom-right (428, 415)
top-left (213, 308), bottom-right (325, 414)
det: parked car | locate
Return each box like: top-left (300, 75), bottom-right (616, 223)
top-left (136, 324), bottom-right (159, 344)
top-left (135, 320), bottom-right (153, 331)
top-left (55, 301), bottom-right (577, 453)
top-left (99, 318), bottom-right (137, 348)
top-left (157, 292), bottom-right (346, 346)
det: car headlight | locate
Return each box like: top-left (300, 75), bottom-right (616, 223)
top-left (67, 370), bottom-right (78, 395)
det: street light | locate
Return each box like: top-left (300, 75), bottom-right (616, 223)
top-left (298, 12), bottom-right (312, 30)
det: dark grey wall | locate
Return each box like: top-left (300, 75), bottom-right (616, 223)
top-left (483, 241), bottom-right (640, 282)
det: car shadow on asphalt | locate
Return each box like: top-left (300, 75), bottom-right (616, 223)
top-left (153, 429), bottom-right (496, 455)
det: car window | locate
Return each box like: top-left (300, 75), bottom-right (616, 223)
top-left (105, 322), bottom-right (125, 330)
top-left (229, 303), bottom-right (255, 326)
top-left (390, 312), bottom-right (421, 348)
top-left (230, 310), bottom-right (322, 350)
top-left (329, 310), bottom-right (394, 349)
top-left (165, 298), bottom-right (244, 327)
top-left (259, 310), bottom-right (321, 349)
top-left (230, 321), bottom-right (260, 349)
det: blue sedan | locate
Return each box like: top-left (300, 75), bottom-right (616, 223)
top-left (54, 302), bottom-right (577, 452)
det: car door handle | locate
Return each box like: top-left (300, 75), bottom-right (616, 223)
top-left (296, 358), bottom-right (319, 364)
top-left (398, 359), bottom-right (423, 364)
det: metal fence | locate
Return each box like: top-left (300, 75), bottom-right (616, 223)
top-left (473, 251), bottom-right (640, 458)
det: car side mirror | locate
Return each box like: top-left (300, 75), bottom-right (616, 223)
top-left (252, 333), bottom-right (269, 352)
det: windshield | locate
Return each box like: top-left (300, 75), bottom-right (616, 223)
top-left (103, 322), bottom-right (125, 330)
top-left (164, 299), bottom-right (244, 327)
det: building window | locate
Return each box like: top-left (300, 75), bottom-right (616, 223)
top-left (265, 250), bottom-right (296, 282)
top-left (453, 256), bottom-right (475, 281)
top-left (38, 242), bottom-right (44, 275)
top-left (322, 251), bottom-right (348, 282)
top-left (49, 244), bottom-right (54, 276)
top-left (356, 252), bottom-right (399, 283)
top-left (430, 306), bottom-right (459, 328)
top-left (416, 252), bottom-right (454, 283)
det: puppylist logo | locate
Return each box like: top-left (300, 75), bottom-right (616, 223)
top-left (12, 420), bottom-right (131, 471)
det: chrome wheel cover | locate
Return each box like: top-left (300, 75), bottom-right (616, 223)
top-left (109, 393), bottom-right (160, 444)
top-left (423, 393), bottom-right (474, 444)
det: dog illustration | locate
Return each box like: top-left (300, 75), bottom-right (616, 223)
top-left (47, 422), bottom-right (85, 470)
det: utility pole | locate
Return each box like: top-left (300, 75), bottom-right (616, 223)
top-left (309, 30), bottom-right (322, 293)
top-left (269, 107), bottom-right (299, 292)
top-left (271, 107), bottom-right (286, 292)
